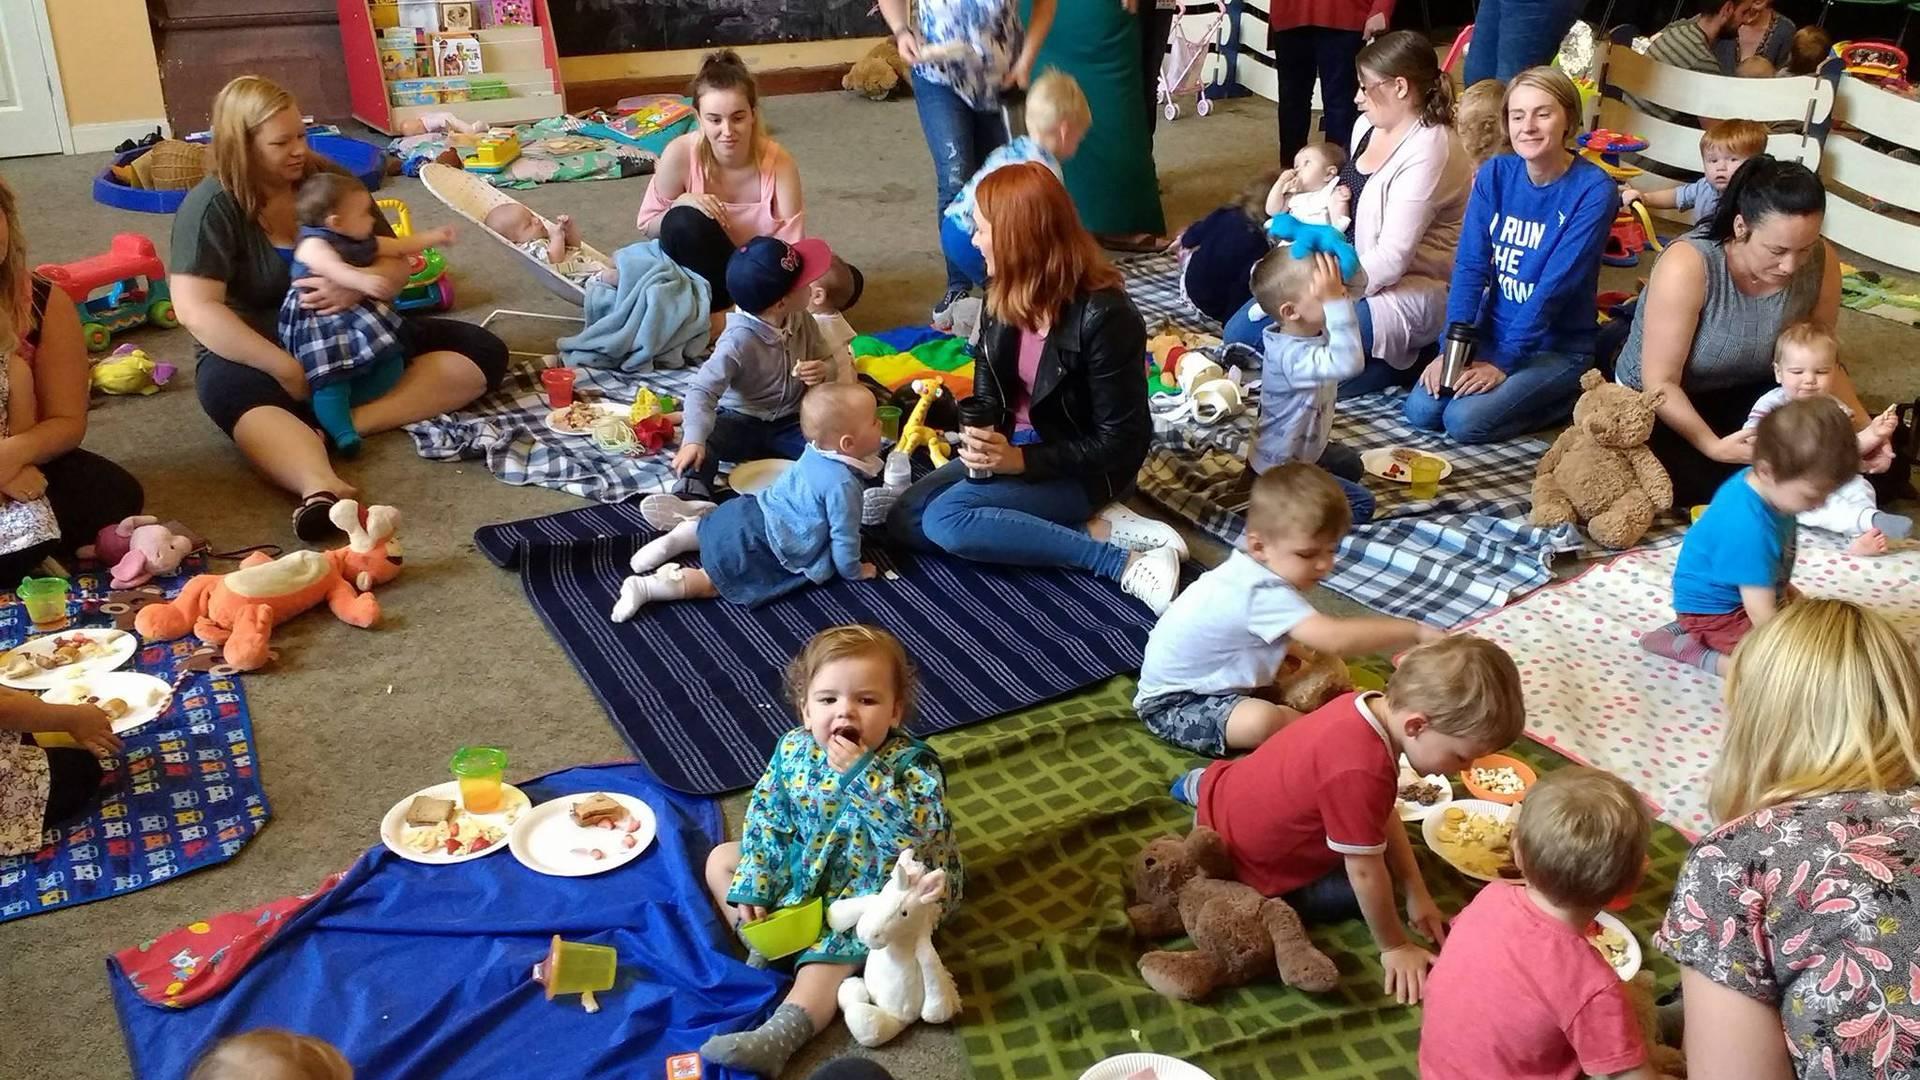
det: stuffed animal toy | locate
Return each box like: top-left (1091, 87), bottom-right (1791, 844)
top-left (1273, 644), bottom-right (1354, 713)
top-left (1127, 827), bottom-right (1340, 1001)
top-left (843, 39), bottom-right (912, 101)
top-left (894, 378), bottom-right (953, 468)
top-left (134, 500), bottom-right (402, 671)
top-left (91, 346), bottom-right (175, 396)
top-left (1619, 971), bottom-right (1686, 1078)
top-left (830, 849), bottom-right (960, 1047)
top-left (1266, 213), bottom-right (1361, 281)
top-left (1530, 370), bottom-right (1673, 549)
top-left (77, 515), bottom-right (195, 588)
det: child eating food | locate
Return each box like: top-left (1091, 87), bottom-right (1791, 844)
top-left (1135, 463), bottom-right (1438, 755)
top-left (1619, 119), bottom-right (1766, 239)
top-left (1421, 767), bottom-right (1656, 1080)
top-left (278, 173), bottom-right (456, 455)
top-left (1172, 635), bottom-right (1527, 1005)
top-left (483, 203), bottom-right (613, 289)
top-left (700, 625), bottom-right (962, 1077)
top-left (1263, 142), bottom-right (1351, 233)
top-left (612, 382), bottom-right (880, 618)
top-left (0, 687), bottom-right (117, 856)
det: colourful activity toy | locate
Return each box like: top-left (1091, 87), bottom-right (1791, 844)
top-left (465, 133), bottom-right (522, 173)
top-left (89, 344), bottom-right (175, 396)
top-left (1264, 213), bottom-right (1360, 281)
top-left (35, 234), bottom-right (177, 354)
top-left (376, 197), bottom-right (455, 313)
top-left (893, 379), bottom-right (953, 468)
top-left (1576, 129), bottom-right (1648, 182)
top-left (1602, 200), bottom-right (1666, 268)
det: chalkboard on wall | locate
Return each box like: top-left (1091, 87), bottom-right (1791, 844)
top-left (549, 0), bottom-right (884, 56)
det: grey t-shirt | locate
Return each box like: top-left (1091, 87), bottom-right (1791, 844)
top-left (1614, 236), bottom-right (1824, 394)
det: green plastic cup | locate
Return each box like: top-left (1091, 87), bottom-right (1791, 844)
top-left (534, 935), bottom-right (618, 999)
top-left (738, 897), bottom-right (825, 960)
top-left (449, 746), bottom-right (508, 813)
top-left (875, 405), bottom-right (903, 441)
top-left (18, 577), bottom-right (70, 628)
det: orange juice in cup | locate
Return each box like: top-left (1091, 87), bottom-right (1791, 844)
top-left (450, 746), bottom-right (508, 813)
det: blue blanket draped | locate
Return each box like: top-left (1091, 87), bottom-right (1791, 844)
top-left (559, 240), bottom-right (713, 372)
top-left (108, 763), bottom-right (781, 1080)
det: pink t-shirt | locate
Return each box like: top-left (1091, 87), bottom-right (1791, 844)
top-left (1011, 328), bottom-right (1044, 430)
top-left (634, 135), bottom-right (804, 246)
top-left (1420, 882), bottom-right (1647, 1080)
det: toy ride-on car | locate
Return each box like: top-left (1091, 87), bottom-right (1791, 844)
top-left (34, 234), bottom-right (177, 354)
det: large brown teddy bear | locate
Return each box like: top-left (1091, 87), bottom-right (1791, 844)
top-left (1126, 827), bottom-right (1340, 1000)
top-left (1620, 971), bottom-right (1686, 1078)
top-left (843, 40), bottom-right (912, 100)
top-left (1531, 370), bottom-right (1673, 549)
top-left (1273, 644), bottom-right (1353, 713)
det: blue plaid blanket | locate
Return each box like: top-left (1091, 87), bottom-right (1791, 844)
top-left (1120, 251), bottom-right (1685, 628)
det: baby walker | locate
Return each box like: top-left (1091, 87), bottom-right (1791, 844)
top-left (1158, 0), bottom-right (1225, 121)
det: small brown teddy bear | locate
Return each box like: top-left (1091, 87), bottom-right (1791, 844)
top-left (843, 40), bottom-right (912, 101)
top-left (1273, 643), bottom-right (1353, 713)
top-left (1530, 369), bottom-right (1673, 550)
top-left (1619, 971), bottom-right (1686, 1078)
top-left (1127, 827), bottom-right (1341, 1000)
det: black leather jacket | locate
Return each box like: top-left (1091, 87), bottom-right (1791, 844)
top-left (973, 285), bottom-right (1152, 505)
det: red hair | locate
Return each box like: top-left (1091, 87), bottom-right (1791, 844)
top-left (973, 163), bottom-right (1120, 330)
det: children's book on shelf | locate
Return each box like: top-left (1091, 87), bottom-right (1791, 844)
top-left (433, 34), bottom-right (484, 78)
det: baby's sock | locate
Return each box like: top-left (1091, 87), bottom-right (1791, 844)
top-left (630, 518), bottom-right (700, 574)
top-left (700, 1002), bottom-right (814, 1076)
top-left (1873, 511), bottom-right (1914, 540)
top-left (1170, 767), bottom-right (1205, 807)
top-left (610, 564), bottom-right (690, 622)
top-left (1638, 621), bottom-right (1724, 674)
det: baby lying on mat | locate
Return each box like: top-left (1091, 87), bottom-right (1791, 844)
top-left (485, 203), bottom-right (615, 289)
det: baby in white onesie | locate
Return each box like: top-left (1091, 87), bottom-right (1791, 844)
top-left (1263, 143), bottom-right (1352, 234)
top-left (485, 203), bottom-right (614, 288)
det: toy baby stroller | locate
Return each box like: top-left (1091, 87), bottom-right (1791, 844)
top-left (1158, 0), bottom-right (1225, 121)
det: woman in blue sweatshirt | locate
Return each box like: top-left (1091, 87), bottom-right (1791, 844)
top-left (1404, 66), bottom-right (1618, 444)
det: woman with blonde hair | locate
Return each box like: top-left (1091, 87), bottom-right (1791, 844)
top-left (170, 75), bottom-right (507, 540)
top-left (885, 163), bottom-right (1183, 614)
top-left (1656, 598), bottom-right (1920, 1079)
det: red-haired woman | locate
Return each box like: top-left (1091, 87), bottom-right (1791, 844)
top-left (885, 163), bottom-right (1182, 614)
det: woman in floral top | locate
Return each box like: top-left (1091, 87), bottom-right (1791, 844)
top-left (1656, 598), bottom-right (1920, 1079)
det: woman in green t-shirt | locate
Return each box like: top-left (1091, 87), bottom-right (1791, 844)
top-left (170, 76), bottom-right (507, 541)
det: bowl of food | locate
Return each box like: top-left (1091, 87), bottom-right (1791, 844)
top-left (1460, 754), bottom-right (1536, 805)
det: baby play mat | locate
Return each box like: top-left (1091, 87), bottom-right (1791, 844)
top-left (934, 675), bottom-right (1692, 1079)
top-left (0, 571), bottom-right (265, 924)
top-left (1466, 541), bottom-right (1920, 836)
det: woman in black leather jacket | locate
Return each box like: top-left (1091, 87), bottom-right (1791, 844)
top-left (886, 163), bottom-right (1184, 613)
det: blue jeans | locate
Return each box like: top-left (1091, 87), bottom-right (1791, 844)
top-left (1284, 867), bottom-right (1361, 924)
top-left (938, 214), bottom-right (988, 290)
top-left (911, 72), bottom-right (1009, 294)
top-left (1316, 441), bottom-right (1375, 525)
top-left (677, 409), bottom-right (807, 497)
top-left (885, 460), bottom-right (1127, 580)
top-left (1463, 0), bottom-right (1587, 85)
top-left (1403, 350), bottom-right (1594, 444)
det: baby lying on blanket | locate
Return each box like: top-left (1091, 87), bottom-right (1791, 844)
top-left (485, 203), bottom-right (615, 288)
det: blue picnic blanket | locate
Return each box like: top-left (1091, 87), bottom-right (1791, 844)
top-left (0, 569), bottom-right (266, 924)
top-left (108, 763), bottom-right (782, 1080)
top-left (559, 241), bottom-right (713, 372)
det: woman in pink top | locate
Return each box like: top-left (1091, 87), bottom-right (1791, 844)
top-left (635, 51), bottom-right (808, 313)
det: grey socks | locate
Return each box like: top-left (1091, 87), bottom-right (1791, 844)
top-left (1873, 511), bottom-right (1914, 540)
top-left (701, 1002), bottom-right (815, 1076)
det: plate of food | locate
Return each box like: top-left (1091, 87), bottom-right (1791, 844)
top-left (1361, 447), bottom-right (1454, 484)
top-left (1461, 754), bottom-right (1537, 805)
top-left (545, 401), bottom-right (632, 437)
top-left (0, 628), bottom-right (137, 690)
top-left (1422, 798), bottom-right (1518, 882)
top-left (1396, 756), bottom-right (1453, 822)
top-left (1587, 911), bottom-right (1641, 981)
top-left (42, 671), bottom-right (174, 735)
top-left (727, 458), bottom-right (792, 496)
top-left (509, 791), bottom-right (657, 877)
top-left (380, 780), bottom-right (530, 865)
top-left (1078, 1054), bottom-right (1218, 1080)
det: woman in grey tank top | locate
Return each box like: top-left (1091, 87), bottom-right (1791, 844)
top-left (1612, 158), bottom-right (1858, 504)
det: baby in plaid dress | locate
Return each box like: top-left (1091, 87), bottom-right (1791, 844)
top-left (701, 626), bottom-right (962, 1077)
top-left (278, 173), bottom-right (454, 455)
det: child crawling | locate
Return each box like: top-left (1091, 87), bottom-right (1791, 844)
top-left (484, 203), bottom-right (614, 289)
top-left (701, 625), bottom-right (962, 1076)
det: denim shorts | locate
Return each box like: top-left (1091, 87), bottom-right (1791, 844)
top-left (1136, 690), bottom-right (1247, 756)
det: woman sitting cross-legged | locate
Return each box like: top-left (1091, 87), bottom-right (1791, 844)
top-left (1403, 66), bottom-right (1617, 444)
top-left (885, 163), bottom-right (1185, 615)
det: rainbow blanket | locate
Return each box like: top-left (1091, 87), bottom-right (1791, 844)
top-left (852, 327), bottom-right (974, 400)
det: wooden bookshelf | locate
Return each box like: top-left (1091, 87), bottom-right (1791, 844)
top-left (337, 0), bottom-right (566, 134)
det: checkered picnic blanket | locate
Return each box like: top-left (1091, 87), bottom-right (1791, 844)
top-left (405, 357), bottom-right (697, 503)
top-left (1118, 252), bottom-right (1686, 627)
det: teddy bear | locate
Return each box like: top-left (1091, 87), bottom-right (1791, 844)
top-left (1530, 369), bottom-right (1673, 550)
top-left (1620, 971), bottom-right (1686, 1078)
top-left (1127, 827), bottom-right (1341, 1001)
top-left (843, 40), bottom-right (912, 101)
top-left (1273, 643), bottom-right (1353, 713)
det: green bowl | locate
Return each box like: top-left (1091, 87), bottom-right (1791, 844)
top-left (738, 898), bottom-right (824, 960)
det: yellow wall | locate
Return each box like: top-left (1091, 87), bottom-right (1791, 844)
top-left (44, 0), bottom-right (167, 125)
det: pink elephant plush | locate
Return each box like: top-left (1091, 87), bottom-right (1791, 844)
top-left (77, 516), bottom-right (196, 588)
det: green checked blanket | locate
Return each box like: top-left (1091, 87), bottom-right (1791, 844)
top-left (933, 676), bottom-right (1693, 1080)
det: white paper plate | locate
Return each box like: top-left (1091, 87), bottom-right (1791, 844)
top-left (380, 780), bottom-right (530, 865)
top-left (1396, 755), bottom-right (1454, 822)
top-left (1589, 911), bottom-right (1643, 982)
top-left (545, 402), bottom-right (631, 437)
top-left (1421, 798), bottom-right (1516, 883)
top-left (1079, 1054), bottom-right (1217, 1080)
top-left (727, 458), bottom-right (791, 495)
top-left (1362, 447), bottom-right (1455, 484)
top-left (509, 791), bottom-right (656, 877)
top-left (0, 628), bottom-right (137, 690)
top-left (43, 671), bottom-right (174, 735)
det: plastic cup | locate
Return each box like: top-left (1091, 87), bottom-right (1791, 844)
top-left (540, 368), bottom-right (576, 409)
top-left (875, 405), bottom-right (902, 441)
top-left (1408, 455), bottom-right (1443, 500)
top-left (533, 935), bottom-right (618, 1000)
top-left (18, 577), bottom-right (70, 630)
top-left (449, 746), bottom-right (508, 813)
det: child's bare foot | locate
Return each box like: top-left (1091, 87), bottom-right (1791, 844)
top-left (1849, 527), bottom-right (1890, 556)
top-left (558, 213), bottom-right (581, 247)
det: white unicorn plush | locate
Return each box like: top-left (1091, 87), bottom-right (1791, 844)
top-left (829, 848), bottom-right (961, 1047)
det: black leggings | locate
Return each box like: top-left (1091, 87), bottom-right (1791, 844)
top-left (195, 316), bottom-right (509, 438)
top-left (39, 742), bottom-right (104, 829)
top-left (1143, 4), bottom-right (1176, 134)
top-left (0, 449), bottom-right (145, 587)
top-left (658, 205), bottom-right (736, 313)
top-left (1653, 380), bottom-right (1777, 506)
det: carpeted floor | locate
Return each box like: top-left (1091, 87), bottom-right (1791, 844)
top-left (3, 86), bottom-right (1918, 1080)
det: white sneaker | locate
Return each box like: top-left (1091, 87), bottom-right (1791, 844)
top-left (1097, 503), bottom-right (1189, 560)
top-left (611, 564), bottom-right (687, 622)
top-left (640, 494), bottom-right (715, 532)
top-left (1120, 546), bottom-right (1181, 615)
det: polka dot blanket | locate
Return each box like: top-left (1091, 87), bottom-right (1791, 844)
top-left (1463, 538), bottom-right (1920, 838)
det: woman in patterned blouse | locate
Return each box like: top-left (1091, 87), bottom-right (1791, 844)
top-left (1656, 598), bottom-right (1920, 1079)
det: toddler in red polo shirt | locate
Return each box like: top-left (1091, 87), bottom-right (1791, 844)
top-left (1172, 636), bottom-right (1526, 1005)
top-left (1421, 767), bottom-right (1655, 1080)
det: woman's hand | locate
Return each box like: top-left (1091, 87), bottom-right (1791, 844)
top-left (1451, 362), bottom-right (1506, 397)
top-left (1707, 428), bottom-right (1757, 464)
top-left (1417, 357), bottom-right (1447, 394)
top-left (673, 442), bottom-right (707, 475)
top-left (295, 274), bottom-right (390, 315)
top-left (63, 703), bottom-right (123, 757)
top-left (959, 427), bottom-right (1025, 475)
top-left (893, 28), bottom-right (921, 63)
top-left (1329, 184), bottom-right (1353, 220)
top-left (1003, 50), bottom-right (1038, 89)
top-left (1363, 11), bottom-right (1388, 38)
top-left (672, 191), bottom-right (728, 225)
top-left (0, 465), bottom-right (47, 504)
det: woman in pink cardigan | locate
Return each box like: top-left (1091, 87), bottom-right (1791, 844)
top-left (1224, 31), bottom-right (1470, 398)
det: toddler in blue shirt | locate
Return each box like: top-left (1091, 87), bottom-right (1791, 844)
top-left (613, 382), bottom-right (882, 620)
top-left (1620, 119), bottom-right (1766, 239)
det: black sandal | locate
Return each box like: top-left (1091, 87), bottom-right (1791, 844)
top-left (292, 492), bottom-right (344, 543)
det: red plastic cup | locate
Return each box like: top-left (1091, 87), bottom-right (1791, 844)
top-left (541, 368), bottom-right (576, 408)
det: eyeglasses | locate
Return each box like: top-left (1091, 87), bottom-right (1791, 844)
top-left (1357, 79), bottom-right (1395, 96)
